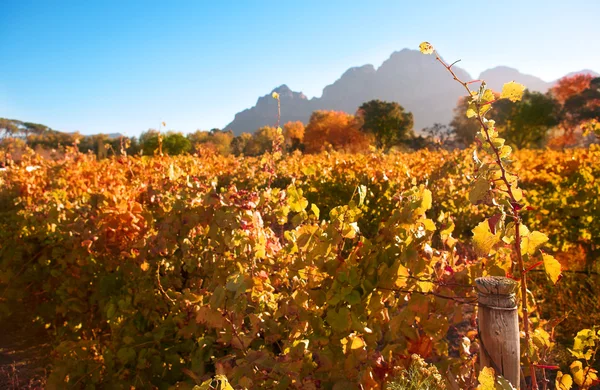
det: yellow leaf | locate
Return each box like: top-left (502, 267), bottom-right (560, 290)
top-left (418, 187), bottom-right (433, 214)
top-left (570, 360), bottom-right (598, 387)
top-left (542, 253), bottom-right (561, 284)
top-left (140, 261), bottom-right (149, 271)
top-left (477, 366), bottom-right (496, 390)
top-left (511, 187), bottom-right (523, 202)
top-left (350, 336), bottom-right (365, 350)
top-left (311, 203), bottom-right (320, 219)
top-left (395, 263), bottom-right (410, 288)
top-left (419, 42), bottom-right (434, 54)
top-left (521, 230), bottom-right (549, 256)
top-left (472, 220), bottom-right (501, 256)
top-left (556, 371), bottom-right (573, 390)
top-left (501, 81), bottom-right (526, 102)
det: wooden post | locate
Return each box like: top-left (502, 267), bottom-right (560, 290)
top-left (476, 276), bottom-right (520, 388)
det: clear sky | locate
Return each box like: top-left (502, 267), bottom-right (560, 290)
top-left (1, 0), bottom-right (598, 136)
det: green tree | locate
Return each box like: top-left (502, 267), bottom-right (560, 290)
top-left (0, 118), bottom-right (20, 140)
top-left (356, 100), bottom-right (414, 149)
top-left (231, 133), bottom-right (252, 156)
top-left (244, 126), bottom-right (277, 156)
top-left (140, 130), bottom-right (191, 155)
top-left (494, 90), bottom-right (559, 149)
top-left (162, 132), bottom-right (192, 155)
top-left (21, 122), bottom-right (50, 137)
top-left (449, 97), bottom-right (481, 146)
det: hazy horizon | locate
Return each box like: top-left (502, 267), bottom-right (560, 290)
top-left (1, 0), bottom-right (599, 136)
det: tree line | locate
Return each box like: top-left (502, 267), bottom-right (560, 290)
top-left (1, 74), bottom-right (598, 159)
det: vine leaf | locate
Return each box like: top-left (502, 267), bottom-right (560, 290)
top-left (501, 81), bottom-right (526, 102)
top-left (555, 371), bottom-right (573, 390)
top-left (542, 252), bottom-right (562, 284)
top-left (477, 366), bottom-right (516, 389)
top-left (419, 42), bottom-right (434, 54)
top-left (570, 360), bottom-right (599, 388)
top-left (521, 230), bottom-right (549, 255)
top-left (472, 220), bottom-right (501, 256)
top-left (469, 177), bottom-right (490, 205)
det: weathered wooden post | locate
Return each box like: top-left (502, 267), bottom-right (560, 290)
top-left (476, 276), bottom-right (520, 388)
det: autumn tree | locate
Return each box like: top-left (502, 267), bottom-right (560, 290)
top-left (493, 90), bottom-right (559, 149)
top-left (244, 126), bottom-right (277, 156)
top-left (551, 73), bottom-right (594, 105)
top-left (562, 77), bottom-right (600, 127)
top-left (282, 121), bottom-right (305, 152)
top-left (303, 110), bottom-right (371, 154)
top-left (356, 100), bottom-right (414, 150)
top-left (187, 129), bottom-right (234, 155)
top-left (548, 74), bottom-right (596, 147)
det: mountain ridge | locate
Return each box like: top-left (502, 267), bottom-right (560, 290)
top-left (224, 49), bottom-right (598, 135)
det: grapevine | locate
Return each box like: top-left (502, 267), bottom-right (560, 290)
top-left (420, 41), bottom-right (563, 389)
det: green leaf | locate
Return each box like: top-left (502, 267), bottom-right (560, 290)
top-left (345, 290), bottom-right (361, 305)
top-left (106, 303), bottom-right (116, 320)
top-left (117, 347), bottom-right (136, 364)
top-left (469, 177), bottom-right (490, 205)
top-left (357, 184), bottom-right (367, 207)
top-left (542, 253), bottom-right (561, 284)
top-left (225, 272), bottom-right (246, 293)
top-left (472, 220), bottom-right (501, 256)
top-left (326, 307), bottom-right (350, 333)
top-left (495, 375), bottom-right (517, 390)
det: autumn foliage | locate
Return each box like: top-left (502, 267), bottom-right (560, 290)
top-left (1, 143), bottom-right (599, 388)
top-left (282, 121), bottom-right (305, 151)
top-left (551, 74), bottom-right (593, 105)
top-left (303, 110), bottom-right (372, 153)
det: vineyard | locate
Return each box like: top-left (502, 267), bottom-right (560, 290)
top-left (0, 142), bottom-right (599, 389)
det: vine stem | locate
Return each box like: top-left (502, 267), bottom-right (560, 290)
top-left (433, 50), bottom-right (538, 389)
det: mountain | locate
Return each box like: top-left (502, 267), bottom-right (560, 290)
top-left (225, 85), bottom-right (313, 136)
top-left (563, 69), bottom-right (600, 78)
top-left (225, 49), bottom-right (472, 134)
top-left (479, 67), bottom-right (600, 94)
top-left (478, 66), bottom-right (553, 93)
top-left (224, 50), bottom-right (599, 135)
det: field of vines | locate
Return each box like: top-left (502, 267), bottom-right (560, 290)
top-left (0, 142), bottom-right (599, 389)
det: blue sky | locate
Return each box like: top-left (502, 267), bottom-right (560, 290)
top-left (1, 0), bottom-right (599, 136)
